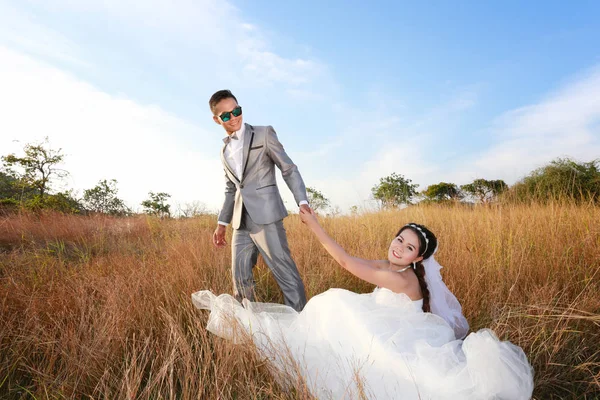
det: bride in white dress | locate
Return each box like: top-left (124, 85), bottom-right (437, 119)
top-left (192, 210), bottom-right (534, 399)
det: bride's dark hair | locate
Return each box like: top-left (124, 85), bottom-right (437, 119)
top-left (396, 223), bottom-right (438, 313)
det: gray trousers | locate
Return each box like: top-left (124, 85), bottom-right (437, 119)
top-left (231, 208), bottom-right (307, 311)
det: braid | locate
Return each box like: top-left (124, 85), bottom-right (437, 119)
top-left (414, 261), bottom-right (431, 312)
top-left (396, 222), bottom-right (437, 313)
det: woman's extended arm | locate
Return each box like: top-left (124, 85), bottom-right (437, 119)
top-left (299, 208), bottom-right (409, 290)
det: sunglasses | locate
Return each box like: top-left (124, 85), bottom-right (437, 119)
top-left (218, 106), bottom-right (242, 122)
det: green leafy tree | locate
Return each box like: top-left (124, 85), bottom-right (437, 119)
top-left (508, 158), bottom-right (600, 203)
top-left (306, 186), bottom-right (331, 212)
top-left (1, 137), bottom-right (68, 199)
top-left (460, 179), bottom-right (508, 204)
top-left (371, 173), bottom-right (419, 208)
top-left (141, 191), bottom-right (172, 218)
top-left (83, 179), bottom-right (130, 216)
top-left (422, 182), bottom-right (463, 202)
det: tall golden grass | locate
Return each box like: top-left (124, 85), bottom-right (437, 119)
top-left (0, 203), bottom-right (599, 399)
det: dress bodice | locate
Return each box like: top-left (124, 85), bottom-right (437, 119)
top-left (373, 287), bottom-right (424, 310)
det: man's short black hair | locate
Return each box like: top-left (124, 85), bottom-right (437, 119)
top-left (209, 90), bottom-right (238, 114)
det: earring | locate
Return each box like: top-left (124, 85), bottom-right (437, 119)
top-left (412, 262), bottom-right (416, 269)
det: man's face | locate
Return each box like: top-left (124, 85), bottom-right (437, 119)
top-left (213, 97), bottom-right (243, 133)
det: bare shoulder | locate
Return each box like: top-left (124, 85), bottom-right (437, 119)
top-left (381, 271), bottom-right (422, 300)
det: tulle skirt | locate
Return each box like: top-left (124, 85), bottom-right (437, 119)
top-left (192, 287), bottom-right (534, 399)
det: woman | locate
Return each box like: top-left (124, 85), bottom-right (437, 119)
top-left (192, 211), bottom-right (534, 399)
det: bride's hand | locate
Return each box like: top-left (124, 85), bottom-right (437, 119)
top-left (299, 206), bottom-right (318, 226)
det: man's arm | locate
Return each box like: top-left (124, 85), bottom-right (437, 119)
top-left (265, 125), bottom-right (308, 206)
top-left (213, 171), bottom-right (236, 248)
top-left (217, 170), bottom-right (236, 224)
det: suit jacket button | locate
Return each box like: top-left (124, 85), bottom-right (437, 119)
top-left (240, 184), bottom-right (244, 189)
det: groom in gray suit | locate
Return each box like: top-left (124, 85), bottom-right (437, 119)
top-left (210, 89), bottom-right (308, 311)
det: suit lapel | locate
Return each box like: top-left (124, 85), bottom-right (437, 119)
top-left (221, 143), bottom-right (239, 183)
top-left (241, 123), bottom-right (254, 183)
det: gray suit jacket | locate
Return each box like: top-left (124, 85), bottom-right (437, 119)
top-left (218, 123), bottom-right (308, 229)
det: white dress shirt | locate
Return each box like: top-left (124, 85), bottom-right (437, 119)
top-left (218, 124), bottom-right (308, 227)
top-left (224, 124), bottom-right (246, 180)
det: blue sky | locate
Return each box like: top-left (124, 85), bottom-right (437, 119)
top-left (1, 0), bottom-right (599, 212)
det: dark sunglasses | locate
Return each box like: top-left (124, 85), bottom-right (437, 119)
top-left (218, 106), bottom-right (242, 122)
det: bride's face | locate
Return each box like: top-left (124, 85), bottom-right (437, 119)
top-left (388, 229), bottom-right (423, 267)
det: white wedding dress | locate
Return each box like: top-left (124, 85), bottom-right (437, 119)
top-left (192, 287), bottom-right (534, 399)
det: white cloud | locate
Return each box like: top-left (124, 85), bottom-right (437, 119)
top-left (16, 0), bottom-right (328, 93)
top-left (2, 1), bottom-right (598, 216)
top-left (0, 0), bottom-right (334, 213)
top-left (0, 46), bottom-right (223, 211)
top-left (293, 120), bottom-right (437, 212)
top-left (296, 69), bottom-right (600, 212)
top-left (289, 87), bottom-right (479, 211)
top-left (470, 65), bottom-right (600, 182)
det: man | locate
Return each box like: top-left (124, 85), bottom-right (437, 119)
top-left (210, 89), bottom-right (309, 311)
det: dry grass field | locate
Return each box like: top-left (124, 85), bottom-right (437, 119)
top-left (1, 203), bottom-right (599, 399)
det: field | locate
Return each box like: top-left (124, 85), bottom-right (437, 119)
top-left (1, 203), bottom-right (599, 399)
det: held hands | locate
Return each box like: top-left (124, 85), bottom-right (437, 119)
top-left (212, 224), bottom-right (227, 248)
top-left (299, 205), bottom-right (318, 227)
top-left (299, 203), bottom-right (311, 215)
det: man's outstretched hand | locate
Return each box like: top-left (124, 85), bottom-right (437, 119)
top-left (213, 224), bottom-right (227, 248)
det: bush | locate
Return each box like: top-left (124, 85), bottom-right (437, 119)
top-left (505, 158), bottom-right (600, 204)
top-left (0, 198), bottom-right (19, 216)
top-left (23, 192), bottom-right (83, 214)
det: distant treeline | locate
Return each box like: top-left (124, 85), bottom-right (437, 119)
top-left (1, 138), bottom-right (599, 217)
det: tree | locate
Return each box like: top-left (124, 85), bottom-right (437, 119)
top-left (82, 179), bottom-right (130, 216)
top-left (422, 182), bottom-right (463, 202)
top-left (141, 191), bottom-right (171, 218)
top-left (508, 158), bottom-right (600, 203)
top-left (176, 201), bottom-right (209, 218)
top-left (1, 137), bottom-right (68, 199)
top-left (306, 186), bottom-right (331, 212)
top-left (371, 173), bottom-right (419, 208)
top-left (326, 205), bottom-right (342, 217)
top-left (460, 179), bottom-right (508, 204)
